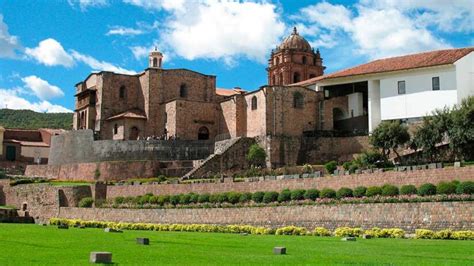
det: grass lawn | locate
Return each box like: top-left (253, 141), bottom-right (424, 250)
top-left (0, 224), bottom-right (472, 265)
top-left (48, 181), bottom-right (92, 186)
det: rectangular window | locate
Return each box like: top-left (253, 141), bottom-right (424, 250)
top-left (397, 81), bottom-right (406, 95)
top-left (432, 77), bottom-right (440, 90)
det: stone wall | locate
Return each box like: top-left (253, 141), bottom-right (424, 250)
top-left (301, 135), bottom-right (370, 163)
top-left (48, 130), bottom-right (214, 165)
top-left (107, 166), bottom-right (474, 198)
top-left (57, 201), bottom-right (474, 232)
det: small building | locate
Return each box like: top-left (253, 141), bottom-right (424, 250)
top-left (1, 128), bottom-right (64, 164)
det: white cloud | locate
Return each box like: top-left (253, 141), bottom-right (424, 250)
top-left (123, 0), bottom-right (185, 11)
top-left (0, 14), bottom-right (21, 58)
top-left (106, 26), bottom-right (144, 36)
top-left (71, 50), bottom-right (136, 74)
top-left (68, 0), bottom-right (108, 10)
top-left (25, 38), bottom-right (75, 67)
top-left (0, 89), bottom-right (71, 113)
top-left (21, 75), bottom-right (64, 101)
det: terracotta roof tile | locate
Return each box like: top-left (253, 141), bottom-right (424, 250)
top-left (216, 87), bottom-right (246, 97)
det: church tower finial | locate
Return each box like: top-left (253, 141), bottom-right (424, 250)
top-left (149, 48), bottom-right (163, 69)
top-left (292, 26), bottom-right (298, 35)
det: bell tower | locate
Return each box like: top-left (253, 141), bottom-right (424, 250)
top-left (267, 27), bottom-right (325, 86)
top-left (149, 47), bottom-right (163, 68)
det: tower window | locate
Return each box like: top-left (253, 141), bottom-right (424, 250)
top-left (113, 124), bottom-right (118, 135)
top-left (275, 57), bottom-right (279, 65)
top-left (302, 56), bottom-right (307, 65)
top-left (293, 72), bottom-right (301, 83)
top-left (119, 86), bottom-right (126, 99)
top-left (397, 81), bottom-right (406, 95)
top-left (432, 77), bottom-right (440, 90)
top-left (293, 92), bottom-right (304, 109)
top-left (153, 58), bottom-right (158, 67)
top-left (251, 96), bottom-right (257, 110)
top-left (180, 84), bottom-right (187, 98)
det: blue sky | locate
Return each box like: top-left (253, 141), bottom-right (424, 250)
top-left (0, 0), bottom-right (472, 113)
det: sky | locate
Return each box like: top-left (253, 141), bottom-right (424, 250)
top-left (0, 0), bottom-right (472, 113)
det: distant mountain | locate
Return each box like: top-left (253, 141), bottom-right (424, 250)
top-left (0, 109), bottom-right (73, 130)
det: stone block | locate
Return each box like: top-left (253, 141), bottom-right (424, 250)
top-left (104, 228), bottom-right (122, 233)
top-left (90, 252), bottom-right (112, 264)
top-left (58, 224), bottom-right (69, 229)
top-left (240, 233), bottom-right (248, 236)
top-left (341, 237), bottom-right (356, 241)
top-left (136, 238), bottom-right (150, 245)
top-left (301, 173), bottom-right (310, 178)
top-left (428, 163), bottom-right (437, 169)
top-left (355, 169), bottom-right (361, 174)
top-left (273, 247), bottom-right (286, 255)
top-left (362, 234), bottom-right (372, 239)
top-left (436, 162), bottom-right (443, 169)
top-left (314, 171), bottom-right (322, 177)
top-left (454, 161), bottom-right (462, 168)
top-left (333, 170), bottom-right (339, 176)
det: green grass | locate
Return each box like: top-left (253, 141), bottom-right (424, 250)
top-left (0, 224), bottom-right (472, 265)
top-left (48, 181), bottom-right (92, 186)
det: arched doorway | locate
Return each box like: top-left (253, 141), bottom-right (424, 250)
top-left (129, 126), bottom-right (139, 140)
top-left (198, 126), bottom-right (209, 140)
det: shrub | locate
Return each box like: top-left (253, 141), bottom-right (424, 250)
top-left (320, 188), bottom-right (336, 199)
top-left (78, 197), bottom-right (94, 208)
top-left (377, 228), bottom-right (405, 238)
top-left (365, 186), bottom-right (382, 197)
top-left (436, 182), bottom-right (457, 195)
top-left (415, 229), bottom-right (435, 239)
top-left (324, 161), bottom-right (337, 174)
top-left (198, 193), bottom-right (210, 203)
top-left (157, 195), bottom-right (170, 205)
top-left (336, 187), bottom-right (353, 198)
top-left (278, 189), bottom-right (291, 202)
top-left (313, 227), bottom-right (331, 236)
top-left (251, 192), bottom-right (265, 203)
top-left (304, 189), bottom-right (319, 200)
top-left (302, 164), bottom-right (313, 174)
top-left (189, 193), bottom-right (199, 204)
top-left (290, 189), bottom-right (306, 201)
top-left (227, 192), bottom-right (241, 204)
top-left (262, 191), bottom-right (279, 203)
top-left (417, 183), bottom-right (436, 196)
top-left (149, 195), bottom-right (159, 204)
top-left (456, 181), bottom-right (474, 194)
top-left (170, 195), bottom-right (180, 205)
top-left (247, 144), bottom-right (266, 167)
top-left (353, 186), bottom-right (367, 197)
top-left (275, 226), bottom-right (307, 236)
top-left (451, 231), bottom-right (474, 240)
top-left (114, 196), bottom-right (125, 205)
top-left (400, 185), bottom-right (417, 195)
top-left (434, 229), bottom-right (452, 239)
top-left (209, 194), bottom-right (219, 203)
top-left (334, 227), bottom-right (363, 237)
top-left (138, 195), bottom-right (151, 205)
top-left (381, 184), bottom-right (399, 196)
top-left (179, 194), bottom-right (191, 205)
top-left (216, 193), bottom-right (228, 203)
top-left (239, 192), bottom-right (252, 203)
top-left (342, 161), bottom-right (352, 171)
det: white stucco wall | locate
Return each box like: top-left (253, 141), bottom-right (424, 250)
top-left (454, 51), bottom-right (474, 103)
top-left (379, 66), bottom-right (458, 120)
top-left (348, 92), bottom-right (364, 117)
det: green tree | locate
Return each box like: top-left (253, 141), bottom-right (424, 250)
top-left (370, 120), bottom-right (410, 162)
top-left (246, 144), bottom-right (266, 167)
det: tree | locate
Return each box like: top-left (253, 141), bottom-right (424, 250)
top-left (370, 120), bottom-right (410, 162)
top-left (246, 144), bottom-right (266, 167)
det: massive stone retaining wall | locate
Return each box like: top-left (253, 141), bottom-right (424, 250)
top-left (107, 166), bottom-right (474, 198)
top-left (48, 130), bottom-right (214, 165)
top-left (57, 202), bottom-right (474, 232)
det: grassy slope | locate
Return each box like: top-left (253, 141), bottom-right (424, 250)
top-left (0, 224), bottom-right (472, 265)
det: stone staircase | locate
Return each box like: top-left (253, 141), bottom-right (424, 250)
top-left (182, 137), bottom-right (253, 179)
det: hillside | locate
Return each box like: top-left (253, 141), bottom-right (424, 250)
top-left (0, 109), bottom-right (73, 130)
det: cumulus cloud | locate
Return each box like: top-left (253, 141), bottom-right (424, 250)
top-left (25, 38), bottom-right (75, 67)
top-left (0, 89), bottom-right (71, 113)
top-left (106, 26), bottom-right (144, 36)
top-left (124, 0), bottom-right (285, 65)
top-left (0, 14), bottom-right (21, 58)
top-left (71, 50), bottom-right (136, 74)
top-left (21, 75), bottom-right (64, 100)
top-left (68, 0), bottom-right (108, 10)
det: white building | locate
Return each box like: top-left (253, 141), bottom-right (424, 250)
top-left (295, 48), bottom-right (474, 132)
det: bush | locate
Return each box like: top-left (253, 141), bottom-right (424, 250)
top-left (246, 144), bottom-right (266, 167)
top-left (417, 183), bottom-right (436, 196)
top-left (216, 193), bottom-right (228, 203)
top-left (456, 181), bottom-right (474, 194)
top-left (275, 226), bottom-right (307, 236)
top-left (336, 187), bottom-right (353, 198)
top-left (381, 184), bottom-right (399, 196)
top-left (304, 189), bottom-right (319, 200)
top-left (239, 192), bottom-right (253, 203)
top-left (436, 182), bottom-right (457, 195)
top-left (342, 162), bottom-right (352, 171)
top-left (179, 194), bottom-right (191, 205)
top-left (209, 194), bottom-right (219, 203)
top-left (114, 196), bottom-right (125, 205)
top-left (334, 227), bottom-right (363, 237)
top-left (353, 186), bottom-right (367, 197)
top-left (227, 192), bottom-right (241, 204)
top-left (320, 188), bottom-right (336, 199)
top-left (78, 197), bottom-right (94, 208)
top-left (324, 161), bottom-right (337, 174)
top-left (400, 185), bottom-right (417, 195)
top-left (262, 191), bottom-right (279, 203)
top-left (149, 195), bottom-right (159, 204)
top-left (198, 193), bottom-right (210, 203)
top-left (170, 195), bottom-right (180, 205)
top-left (157, 195), bottom-right (170, 205)
top-left (376, 228), bottom-right (405, 238)
top-left (189, 193), bottom-right (199, 204)
top-left (277, 189), bottom-right (291, 202)
top-left (365, 186), bottom-right (382, 197)
top-left (251, 192), bottom-right (265, 203)
top-left (313, 227), bottom-right (331, 236)
top-left (415, 229), bottom-right (435, 239)
top-left (290, 189), bottom-right (306, 201)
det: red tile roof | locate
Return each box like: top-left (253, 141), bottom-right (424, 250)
top-left (216, 87), bottom-right (246, 97)
top-left (293, 47), bottom-right (474, 86)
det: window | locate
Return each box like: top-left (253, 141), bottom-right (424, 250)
top-left (432, 77), bottom-right (440, 90)
top-left (309, 74), bottom-right (316, 79)
top-left (302, 56), bottom-right (307, 65)
top-left (119, 86), bottom-right (126, 99)
top-left (293, 92), bottom-right (304, 109)
top-left (293, 72), bottom-right (301, 83)
top-left (153, 58), bottom-right (158, 67)
top-left (179, 84), bottom-right (187, 98)
top-left (279, 73), bottom-right (283, 84)
top-left (251, 96), bottom-right (257, 110)
top-left (113, 124), bottom-right (118, 135)
top-left (397, 81), bottom-right (406, 95)
top-left (275, 57), bottom-right (279, 65)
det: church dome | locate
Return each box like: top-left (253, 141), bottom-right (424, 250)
top-left (278, 27), bottom-right (312, 52)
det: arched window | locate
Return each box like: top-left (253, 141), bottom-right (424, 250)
top-left (293, 72), bottom-right (301, 83)
top-left (153, 58), bottom-right (158, 67)
top-left (293, 92), bottom-right (304, 109)
top-left (251, 96), bottom-right (257, 110)
top-left (119, 86), bottom-right (126, 99)
top-left (302, 56), bottom-right (307, 64)
top-left (198, 126), bottom-right (209, 140)
top-left (113, 124), bottom-right (118, 135)
top-left (179, 84), bottom-right (187, 98)
top-left (129, 126), bottom-right (139, 140)
top-left (275, 57), bottom-right (279, 65)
